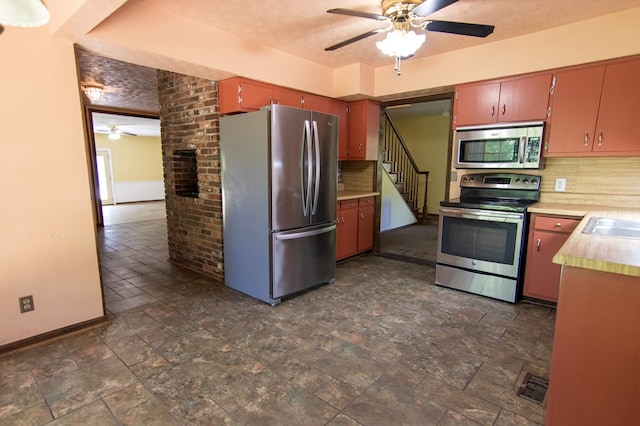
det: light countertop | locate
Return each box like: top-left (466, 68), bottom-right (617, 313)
top-left (337, 191), bottom-right (379, 201)
top-left (551, 209), bottom-right (640, 277)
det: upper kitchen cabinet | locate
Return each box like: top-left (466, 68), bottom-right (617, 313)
top-left (347, 99), bottom-right (380, 161)
top-left (301, 94), bottom-right (327, 111)
top-left (219, 77), bottom-right (302, 113)
top-left (326, 99), bottom-right (350, 160)
top-left (546, 57), bottom-right (640, 156)
top-left (453, 73), bottom-right (553, 127)
top-left (545, 66), bottom-right (604, 155)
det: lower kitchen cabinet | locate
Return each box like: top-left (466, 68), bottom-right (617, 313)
top-left (337, 197), bottom-right (375, 261)
top-left (523, 214), bottom-right (580, 302)
top-left (546, 266), bottom-right (640, 425)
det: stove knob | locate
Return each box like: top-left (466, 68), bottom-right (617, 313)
top-left (531, 179), bottom-right (538, 184)
top-left (523, 178), bottom-right (529, 183)
top-left (469, 177), bottom-right (475, 183)
top-left (515, 178), bottom-right (521, 183)
top-left (462, 177), bottom-right (468, 183)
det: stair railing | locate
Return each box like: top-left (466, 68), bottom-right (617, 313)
top-left (381, 109), bottom-right (429, 220)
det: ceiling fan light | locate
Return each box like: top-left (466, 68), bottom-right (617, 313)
top-left (376, 29), bottom-right (425, 58)
top-left (0, 0), bottom-right (50, 27)
top-left (108, 130), bottom-right (121, 140)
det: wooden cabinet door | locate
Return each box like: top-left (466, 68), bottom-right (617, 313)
top-left (523, 230), bottom-right (567, 302)
top-left (238, 80), bottom-right (275, 110)
top-left (546, 66), bottom-right (605, 155)
top-left (348, 99), bottom-right (380, 160)
top-left (357, 205), bottom-right (375, 251)
top-left (302, 94), bottom-right (327, 111)
top-left (454, 82), bottom-right (500, 126)
top-left (498, 74), bottom-right (552, 122)
top-left (337, 207), bottom-right (358, 260)
top-left (273, 87), bottom-right (302, 108)
top-left (593, 58), bottom-right (640, 153)
top-left (327, 100), bottom-right (349, 160)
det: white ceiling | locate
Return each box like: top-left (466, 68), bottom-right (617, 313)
top-left (140, 0), bottom-right (640, 69)
top-left (92, 112), bottom-right (160, 137)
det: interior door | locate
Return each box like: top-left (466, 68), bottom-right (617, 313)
top-left (96, 149), bottom-right (114, 205)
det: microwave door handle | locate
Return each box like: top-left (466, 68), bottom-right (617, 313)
top-left (518, 136), bottom-right (527, 164)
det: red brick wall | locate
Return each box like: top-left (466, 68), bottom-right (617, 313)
top-left (157, 70), bottom-right (223, 280)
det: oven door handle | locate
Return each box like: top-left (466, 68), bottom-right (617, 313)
top-left (439, 207), bottom-right (524, 222)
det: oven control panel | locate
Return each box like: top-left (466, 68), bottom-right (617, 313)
top-left (460, 173), bottom-right (541, 190)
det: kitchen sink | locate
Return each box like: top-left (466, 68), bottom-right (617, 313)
top-left (582, 217), bottom-right (640, 239)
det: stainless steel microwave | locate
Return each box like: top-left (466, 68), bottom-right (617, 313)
top-left (454, 121), bottom-right (545, 169)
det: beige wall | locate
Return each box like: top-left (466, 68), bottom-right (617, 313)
top-left (49, 2), bottom-right (640, 100)
top-left (95, 133), bottom-right (163, 182)
top-left (0, 27), bottom-right (104, 346)
top-left (394, 115), bottom-right (450, 215)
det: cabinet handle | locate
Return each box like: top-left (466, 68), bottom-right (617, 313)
top-left (536, 238), bottom-right (541, 252)
top-left (502, 104), bottom-right (506, 116)
top-left (341, 217), bottom-right (345, 224)
top-left (555, 223), bottom-right (562, 227)
top-left (360, 213), bottom-right (364, 220)
top-left (598, 131), bottom-right (603, 146)
top-left (584, 131), bottom-right (589, 146)
top-left (491, 105), bottom-right (495, 117)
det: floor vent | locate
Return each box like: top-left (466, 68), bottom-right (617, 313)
top-left (517, 373), bottom-right (549, 404)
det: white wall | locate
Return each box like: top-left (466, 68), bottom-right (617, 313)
top-left (380, 170), bottom-right (417, 231)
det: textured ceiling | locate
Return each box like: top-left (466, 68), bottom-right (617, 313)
top-left (139, 0), bottom-right (640, 69)
top-left (77, 48), bottom-right (160, 113)
top-left (75, 0), bottom-right (640, 131)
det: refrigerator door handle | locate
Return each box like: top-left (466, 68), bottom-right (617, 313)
top-left (274, 224), bottom-right (336, 240)
top-left (301, 120), bottom-right (313, 216)
top-left (311, 120), bottom-right (321, 215)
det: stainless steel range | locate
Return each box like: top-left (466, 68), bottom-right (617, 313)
top-left (436, 172), bottom-right (541, 303)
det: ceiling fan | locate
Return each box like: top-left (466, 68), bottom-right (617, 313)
top-left (95, 124), bottom-right (137, 140)
top-left (325, 0), bottom-right (494, 74)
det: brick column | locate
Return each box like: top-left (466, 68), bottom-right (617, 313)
top-left (157, 70), bottom-right (223, 280)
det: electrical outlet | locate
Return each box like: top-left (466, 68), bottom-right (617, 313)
top-left (19, 295), bottom-right (34, 313)
top-left (555, 178), bottom-right (567, 192)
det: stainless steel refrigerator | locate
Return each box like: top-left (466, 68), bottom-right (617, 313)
top-left (220, 104), bottom-right (338, 305)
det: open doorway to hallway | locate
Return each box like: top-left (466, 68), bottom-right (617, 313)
top-left (378, 97), bottom-right (453, 264)
top-left (89, 111), bottom-right (164, 222)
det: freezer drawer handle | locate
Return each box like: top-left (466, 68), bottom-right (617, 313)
top-left (274, 224), bottom-right (336, 240)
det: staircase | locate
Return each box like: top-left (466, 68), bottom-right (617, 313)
top-left (381, 109), bottom-right (430, 223)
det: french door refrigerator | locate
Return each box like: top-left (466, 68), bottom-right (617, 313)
top-left (220, 104), bottom-right (338, 305)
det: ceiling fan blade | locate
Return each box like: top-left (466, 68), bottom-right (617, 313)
top-left (412, 0), bottom-right (459, 17)
top-left (327, 8), bottom-right (388, 22)
top-left (325, 29), bottom-right (387, 51)
top-left (425, 20), bottom-right (494, 37)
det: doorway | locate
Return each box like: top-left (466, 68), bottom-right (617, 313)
top-left (96, 149), bottom-right (114, 205)
top-left (378, 97), bottom-right (453, 264)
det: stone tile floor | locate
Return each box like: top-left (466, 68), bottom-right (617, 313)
top-left (0, 209), bottom-right (555, 425)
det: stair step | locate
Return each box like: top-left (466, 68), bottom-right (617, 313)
top-left (382, 161), bottom-right (393, 172)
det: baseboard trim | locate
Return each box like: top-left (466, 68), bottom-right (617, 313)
top-left (0, 315), bottom-right (110, 356)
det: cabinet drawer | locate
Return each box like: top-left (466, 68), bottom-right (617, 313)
top-left (340, 199), bottom-right (358, 210)
top-left (534, 215), bottom-right (580, 233)
top-left (358, 197), bottom-right (375, 207)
